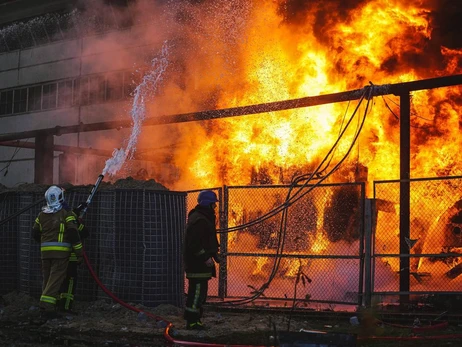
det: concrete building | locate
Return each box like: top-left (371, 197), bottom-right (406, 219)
top-left (0, 0), bottom-right (167, 187)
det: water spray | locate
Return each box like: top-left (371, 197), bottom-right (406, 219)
top-left (101, 42), bottom-right (170, 178)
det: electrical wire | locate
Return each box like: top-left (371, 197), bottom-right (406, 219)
top-left (0, 139), bottom-right (28, 176)
top-left (382, 95), bottom-right (433, 129)
top-left (218, 86), bottom-right (371, 235)
top-left (212, 86), bottom-right (374, 307)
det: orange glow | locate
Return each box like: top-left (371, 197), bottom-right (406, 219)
top-left (252, 257), bottom-right (269, 277)
top-left (133, 0), bottom-right (461, 192)
top-left (310, 230), bottom-right (329, 254)
top-left (130, 0), bottom-right (462, 292)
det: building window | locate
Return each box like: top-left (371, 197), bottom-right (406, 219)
top-left (28, 86), bottom-right (42, 111)
top-left (0, 68), bottom-right (136, 115)
top-left (0, 90), bottom-right (13, 115)
top-left (79, 77), bottom-right (90, 105)
top-left (89, 75), bottom-right (105, 104)
top-left (106, 72), bottom-right (123, 101)
top-left (13, 88), bottom-right (28, 113)
top-left (73, 78), bottom-right (80, 106)
top-left (123, 70), bottom-right (139, 99)
top-left (42, 83), bottom-right (57, 110)
top-left (58, 80), bottom-right (73, 108)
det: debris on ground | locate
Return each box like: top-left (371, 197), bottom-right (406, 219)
top-left (2, 291), bottom-right (462, 346)
top-left (0, 291), bottom-right (341, 346)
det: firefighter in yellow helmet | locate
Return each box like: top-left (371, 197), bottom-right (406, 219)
top-left (32, 186), bottom-right (83, 319)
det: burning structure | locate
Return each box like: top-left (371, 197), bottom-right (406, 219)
top-left (0, 0), bottom-right (462, 307)
top-left (0, 0), bottom-right (461, 188)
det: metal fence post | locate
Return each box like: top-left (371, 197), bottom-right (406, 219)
top-left (218, 186), bottom-right (228, 299)
top-left (399, 91), bottom-right (411, 306)
top-left (364, 198), bottom-right (375, 307)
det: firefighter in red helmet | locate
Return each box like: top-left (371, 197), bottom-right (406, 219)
top-left (183, 190), bottom-right (220, 330)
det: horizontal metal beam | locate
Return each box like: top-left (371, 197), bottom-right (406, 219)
top-left (0, 140), bottom-right (169, 162)
top-left (0, 74), bottom-right (461, 143)
top-left (0, 140), bottom-right (113, 157)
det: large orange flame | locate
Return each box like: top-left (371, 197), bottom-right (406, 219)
top-left (137, 0), bottom-right (462, 291)
top-left (137, 0), bottom-right (462, 192)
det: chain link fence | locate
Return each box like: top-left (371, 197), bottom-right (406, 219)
top-left (373, 176), bottom-right (462, 302)
top-left (187, 183), bottom-right (365, 307)
top-left (3, 176), bottom-right (462, 309)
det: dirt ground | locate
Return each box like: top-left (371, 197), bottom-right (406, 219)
top-left (1, 291), bottom-right (462, 347)
top-left (0, 291), bottom-right (325, 347)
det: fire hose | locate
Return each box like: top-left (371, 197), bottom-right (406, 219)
top-left (80, 175), bottom-right (267, 346)
top-left (84, 254), bottom-right (462, 347)
top-left (78, 174), bottom-right (104, 218)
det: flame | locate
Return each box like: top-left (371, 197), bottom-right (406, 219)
top-left (135, 0), bottom-right (462, 294)
top-left (252, 257), bottom-right (269, 277)
top-left (310, 230), bottom-right (329, 254)
top-left (137, 0), bottom-right (461, 191)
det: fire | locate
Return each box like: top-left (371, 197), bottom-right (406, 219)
top-left (252, 257), bottom-right (269, 277)
top-left (310, 230), bottom-right (329, 254)
top-left (143, 0), bottom-right (461, 192)
top-left (135, 0), bottom-right (462, 296)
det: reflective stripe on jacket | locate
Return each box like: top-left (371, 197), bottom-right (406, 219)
top-left (33, 208), bottom-right (83, 259)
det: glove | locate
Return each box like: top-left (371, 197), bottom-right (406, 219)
top-left (74, 202), bottom-right (88, 216)
top-left (76, 256), bottom-right (84, 265)
top-left (32, 229), bottom-right (40, 243)
top-left (205, 258), bottom-right (214, 267)
top-left (212, 253), bottom-right (221, 264)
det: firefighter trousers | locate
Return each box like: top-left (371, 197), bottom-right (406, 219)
top-left (184, 278), bottom-right (209, 324)
top-left (40, 258), bottom-right (69, 311)
top-left (58, 261), bottom-right (79, 311)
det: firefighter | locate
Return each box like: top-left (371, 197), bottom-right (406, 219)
top-left (57, 201), bottom-right (89, 314)
top-left (183, 190), bottom-right (220, 330)
top-left (32, 186), bottom-right (83, 319)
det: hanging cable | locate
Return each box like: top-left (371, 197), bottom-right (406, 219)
top-left (219, 86), bottom-right (371, 235)
top-left (212, 86), bottom-right (374, 306)
top-left (0, 139), bottom-right (29, 176)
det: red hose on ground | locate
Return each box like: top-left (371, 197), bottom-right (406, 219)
top-left (83, 251), bottom-right (266, 347)
top-left (84, 251), bottom-right (462, 346)
top-left (376, 318), bottom-right (449, 333)
top-left (412, 321), bottom-right (449, 333)
top-left (358, 334), bottom-right (462, 341)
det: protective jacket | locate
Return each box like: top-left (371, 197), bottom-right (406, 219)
top-left (183, 205), bottom-right (219, 279)
top-left (33, 208), bottom-right (83, 259)
top-left (69, 210), bottom-right (88, 262)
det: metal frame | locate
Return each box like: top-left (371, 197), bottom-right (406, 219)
top-left (188, 182), bottom-right (366, 307)
top-left (372, 175), bottom-right (462, 302)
